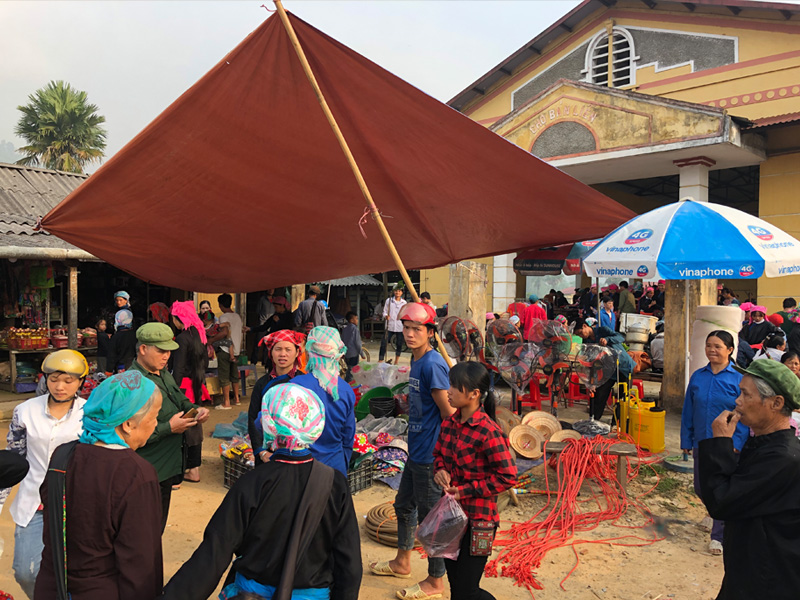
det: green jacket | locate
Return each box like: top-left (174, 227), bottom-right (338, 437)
top-left (618, 289), bottom-right (636, 314)
top-left (131, 359), bottom-right (194, 482)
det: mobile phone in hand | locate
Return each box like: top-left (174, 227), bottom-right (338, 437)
top-left (184, 407), bottom-right (199, 420)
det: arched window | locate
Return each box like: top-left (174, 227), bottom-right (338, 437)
top-left (584, 27), bottom-right (637, 88)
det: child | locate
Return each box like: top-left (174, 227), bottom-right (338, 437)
top-left (96, 318), bottom-right (111, 373)
top-left (433, 361), bottom-right (516, 600)
top-left (341, 311), bottom-right (365, 382)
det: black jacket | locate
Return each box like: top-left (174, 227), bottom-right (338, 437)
top-left (162, 455), bottom-right (362, 600)
top-left (699, 430), bottom-right (800, 600)
top-left (107, 328), bottom-right (137, 373)
top-left (739, 320), bottom-right (779, 346)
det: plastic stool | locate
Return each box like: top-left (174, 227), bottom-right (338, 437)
top-left (517, 391), bottom-right (543, 412)
top-left (567, 373), bottom-right (589, 405)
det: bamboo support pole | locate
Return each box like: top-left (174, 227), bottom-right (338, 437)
top-left (273, 0), bottom-right (453, 367)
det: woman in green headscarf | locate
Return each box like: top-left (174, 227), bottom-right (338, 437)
top-left (35, 371), bottom-right (165, 600)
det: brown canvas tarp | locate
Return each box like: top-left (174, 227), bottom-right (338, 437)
top-left (41, 13), bottom-right (634, 292)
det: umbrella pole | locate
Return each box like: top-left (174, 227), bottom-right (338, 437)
top-left (273, 0), bottom-right (453, 367)
top-left (685, 279), bottom-right (691, 390)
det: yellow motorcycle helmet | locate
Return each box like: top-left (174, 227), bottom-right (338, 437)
top-left (41, 349), bottom-right (89, 379)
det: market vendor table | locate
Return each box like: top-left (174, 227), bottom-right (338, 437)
top-left (544, 441), bottom-right (638, 493)
top-left (361, 318), bottom-right (385, 340)
top-left (0, 346), bottom-right (97, 393)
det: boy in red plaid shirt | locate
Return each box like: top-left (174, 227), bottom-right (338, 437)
top-left (433, 362), bottom-right (516, 600)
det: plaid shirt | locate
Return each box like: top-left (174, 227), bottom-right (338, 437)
top-left (433, 407), bottom-right (516, 523)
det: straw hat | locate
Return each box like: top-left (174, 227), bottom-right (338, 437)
top-left (509, 425), bottom-right (544, 459)
top-left (495, 406), bottom-right (522, 437)
top-left (521, 410), bottom-right (562, 439)
top-left (549, 429), bottom-right (582, 443)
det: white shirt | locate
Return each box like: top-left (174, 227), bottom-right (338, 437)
top-left (0, 393), bottom-right (85, 526)
top-left (383, 298), bottom-right (407, 333)
top-left (219, 311), bottom-right (243, 356)
top-left (754, 347), bottom-right (785, 362)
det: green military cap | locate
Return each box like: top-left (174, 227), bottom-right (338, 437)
top-left (135, 322), bottom-right (179, 351)
top-left (735, 359), bottom-right (800, 409)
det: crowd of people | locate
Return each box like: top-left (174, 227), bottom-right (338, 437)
top-left (0, 294), bottom-right (518, 600)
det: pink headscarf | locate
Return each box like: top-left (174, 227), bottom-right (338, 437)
top-left (752, 305), bottom-right (767, 316)
top-left (740, 302), bottom-right (754, 313)
top-left (171, 300), bottom-right (208, 343)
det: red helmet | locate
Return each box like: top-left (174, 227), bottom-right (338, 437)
top-left (398, 302), bottom-right (436, 325)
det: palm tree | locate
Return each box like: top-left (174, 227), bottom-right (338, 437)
top-left (14, 80), bottom-right (107, 174)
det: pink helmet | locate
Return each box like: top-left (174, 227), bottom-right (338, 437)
top-left (398, 302), bottom-right (437, 326)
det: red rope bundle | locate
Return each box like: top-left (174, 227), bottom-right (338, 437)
top-left (485, 436), bottom-right (663, 597)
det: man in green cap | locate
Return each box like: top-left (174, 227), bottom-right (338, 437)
top-left (699, 359), bottom-right (800, 600)
top-left (131, 323), bottom-right (209, 532)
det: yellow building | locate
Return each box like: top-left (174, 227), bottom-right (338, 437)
top-left (424, 0), bottom-right (800, 313)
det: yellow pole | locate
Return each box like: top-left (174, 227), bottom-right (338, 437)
top-left (272, 0), bottom-right (453, 367)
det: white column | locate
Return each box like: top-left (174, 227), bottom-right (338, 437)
top-left (674, 156), bottom-right (715, 203)
top-left (492, 253), bottom-right (517, 313)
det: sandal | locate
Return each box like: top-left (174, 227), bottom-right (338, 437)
top-left (709, 540), bottom-right (723, 556)
top-left (396, 584), bottom-right (443, 600)
top-left (369, 561), bottom-right (411, 579)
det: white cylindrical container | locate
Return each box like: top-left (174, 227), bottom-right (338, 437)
top-left (689, 305), bottom-right (743, 377)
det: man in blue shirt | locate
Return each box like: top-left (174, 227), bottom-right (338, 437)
top-left (369, 302), bottom-right (454, 600)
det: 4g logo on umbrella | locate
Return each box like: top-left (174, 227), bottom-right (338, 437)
top-left (739, 264), bottom-right (756, 278)
top-left (637, 265), bottom-right (649, 277)
top-left (748, 225), bottom-right (773, 241)
top-left (625, 229), bottom-right (653, 245)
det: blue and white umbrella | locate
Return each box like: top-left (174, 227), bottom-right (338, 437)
top-left (583, 199), bottom-right (800, 388)
top-left (583, 199), bottom-right (800, 281)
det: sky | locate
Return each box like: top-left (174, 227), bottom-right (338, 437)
top-left (1, 0), bottom-right (797, 169)
top-left (0, 0), bottom-right (586, 167)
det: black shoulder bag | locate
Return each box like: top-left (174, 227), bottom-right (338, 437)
top-left (45, 440), bottom-right (79, 600)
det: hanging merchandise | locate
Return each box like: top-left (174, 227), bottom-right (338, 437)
top-left (29, 265), bottom-right (55, 289)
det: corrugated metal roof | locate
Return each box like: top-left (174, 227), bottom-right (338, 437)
top-left (749, 111), bottom-right (800, 129)
top-left (0, 162), bottom-right (88, 250)
top-left (319, 275), bottom-right (383, 286)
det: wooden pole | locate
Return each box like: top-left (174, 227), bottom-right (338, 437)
top-left (68, 265), bottom-right (78, 349)
top-left (273, 0), bottom-right (453, 367)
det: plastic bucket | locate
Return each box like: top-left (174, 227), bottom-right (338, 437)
top-left (369, 397), bottom-right (396, 418)
top-left (355, 386), bottom-right (392, 421)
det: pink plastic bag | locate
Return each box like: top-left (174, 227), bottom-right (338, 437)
top-left (416, 493), bottom-right (468, 560)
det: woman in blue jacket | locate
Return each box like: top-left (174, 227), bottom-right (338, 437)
top-left (681, 329), bottom-right (746, 557)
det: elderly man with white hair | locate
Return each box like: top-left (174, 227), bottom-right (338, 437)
top-left (699, 359), bottom-right (800, 600)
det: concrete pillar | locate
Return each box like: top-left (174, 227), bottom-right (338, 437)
top-left (492, 253), bottom-right (516, 313)
top-left (661, 280), bottom-right (718, 410)
top-left (450, 261), bottom-right (488, 334)
top-left (662, 157), bottom-right (717, 410)
top-left (290, 285), bottom-right (305, 312)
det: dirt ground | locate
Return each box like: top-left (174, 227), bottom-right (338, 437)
top-left (0, 366), bottom-right (725, 600)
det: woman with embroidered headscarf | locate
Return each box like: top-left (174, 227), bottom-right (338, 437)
top-left (35, 371), bottom-right (164, 600)
top-left (170, 300), bottom-right (210, 483)
top-left (107, 308), bottom-right (137, 373)
top-left (293, 327), bottom-right (357, 476)
top-left (248, 329), bottom-right (306, 465)
top-left (163, 383), bottom-right (362, 600)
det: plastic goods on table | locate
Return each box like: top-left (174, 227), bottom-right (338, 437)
top-left (351, 362), bottom-right (410, 392)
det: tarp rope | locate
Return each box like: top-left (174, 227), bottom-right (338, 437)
top-left (486, 436), bottom-right (664, 597)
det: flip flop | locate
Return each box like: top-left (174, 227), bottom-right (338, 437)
top-left (708, 540), bottom-right (723, 556)
top-left (396, 584), bottom-right (443, 600)
top-left (369, 561), bottom-right (411, 579)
